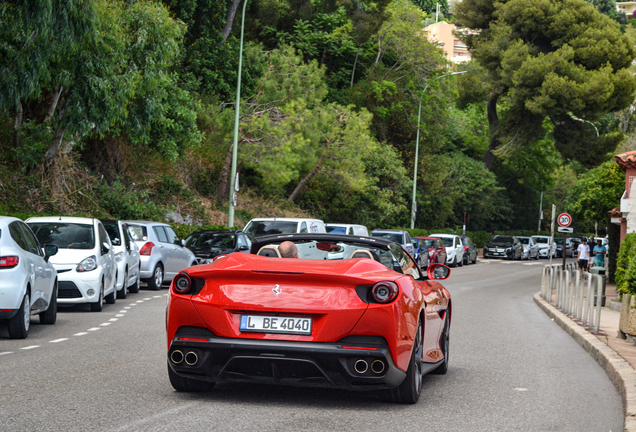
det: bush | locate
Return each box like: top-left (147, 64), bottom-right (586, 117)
top-left (95, 180), bottom-right (163, 221)
top-left (616, 233), bottom-right (636, 295)
top-left (171, 224), bottom-right (241, 240)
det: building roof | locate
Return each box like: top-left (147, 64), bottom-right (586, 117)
top-left (615, 150), bottom-right (636, 170)
top-left (608, 207), bottom-right (621, 218)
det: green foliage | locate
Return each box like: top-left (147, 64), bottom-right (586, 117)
top-left (616, 233), bottom-right (636, 294)
top-left (95, 180), bottom-right (163, 221)
top-left (410, 0), bottom-right (448, 14)
top-left (565, 161), bottom-right (624, 232)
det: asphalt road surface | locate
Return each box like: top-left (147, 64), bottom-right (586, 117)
top-left (0, 258), bottom-right (623, 432)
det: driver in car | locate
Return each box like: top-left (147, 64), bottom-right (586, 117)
top-left (279, 241), bottom-right (299, 258)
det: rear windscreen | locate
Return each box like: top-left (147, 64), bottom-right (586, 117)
top-left (326, 226), bottom-right (346, 234)
top-left (244, 221), bottom-right (297, 236)
top-left (370, 232), bottom-right (403, 244)
top-left (127, 225), bottom-right (148, 241)
top-left (29, 222), bottom-right (95, 249)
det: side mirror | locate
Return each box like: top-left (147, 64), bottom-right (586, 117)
top-left (43, 244), bottom-right (58, 262)
top-left (427, 263), bottom-right (451, 280)
top-left (181, 239), bottom-right (186, 247)
top-left (102, 242), bottom-right (111, 253)
top-left (239, 245), bottom-right (249, 251)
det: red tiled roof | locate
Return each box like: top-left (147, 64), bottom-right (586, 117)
top-left (615, 150), bottom-right (636, 170)
top-left (608, 207), bottom-right (621, 217)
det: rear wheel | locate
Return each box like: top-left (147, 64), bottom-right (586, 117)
top-left (39, 282), bottom-right (57, 325)
top-left (383, 320), bottom-right (423, 404)
top-left (168, 363), bottom-right (215, 392)
top-left (146, 264), bottom-right (163, 291)
top-left (117, 270), bottom-right (128, 299)
top-left (8, 293), bottom-right (30, 339)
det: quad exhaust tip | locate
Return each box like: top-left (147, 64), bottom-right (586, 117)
top-left (354, 359), bottom-right (368, 374)
top-left (170, 350), bottom-right (184, 364)
top-left (371, 360), bottom-right (385, 374)
top-left (185, 351), bottom-right (199, 366)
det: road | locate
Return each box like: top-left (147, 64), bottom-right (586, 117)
top-left (0, 258), bottom-right (623, 431)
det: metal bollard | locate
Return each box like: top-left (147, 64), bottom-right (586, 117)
top-left (594, 274), bottom-right (602, 334)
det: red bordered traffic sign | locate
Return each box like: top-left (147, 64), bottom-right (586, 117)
top-left (558, 213), bottom-right (571, 227)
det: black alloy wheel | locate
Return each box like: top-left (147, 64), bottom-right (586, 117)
top-left (383, 320), bottom-right (423, 404)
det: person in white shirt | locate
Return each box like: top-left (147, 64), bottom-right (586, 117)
top-left (577, 238), bottom-right (590, 275)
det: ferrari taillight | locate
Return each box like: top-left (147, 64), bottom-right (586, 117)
top-left (140, 242), bottom-right (155, 256)
top-left (173, 273), bottom-right (191, 294)
top-left (371, 281), bottom-right (398, 304)
top-left (0, 256), bottom-right (19, 268)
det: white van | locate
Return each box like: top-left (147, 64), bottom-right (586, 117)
top-left (325, 223), bottom-right (369, 237)
top-left (244, 218), bottom-right (326, 237)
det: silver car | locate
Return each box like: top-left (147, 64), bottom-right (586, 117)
top-left (518, 236), bottom-right (539, 260)
top-left (370, 229), bottom-right (415, 256)
top-left (124, 221), bottom-right (196, 290)
top-left (0, 216), bottom-right (59, 338)
top-left (101, 220), bottom-right (141, 298)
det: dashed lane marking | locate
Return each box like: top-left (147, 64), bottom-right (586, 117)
top-left (109, 318), bottom-right (118, 322)
top-left (119, 310), bottom-right (128, 313)
top-left (100, 323), bottom-right (111, 327)
top-left (129, 303), bottom-right (137, 306)
top-left (136, 300), bottom-right (143, 303)
top-left (153, 296), bottom-right (161, 298)
top-left (88, 327), bottom-right (100, 332)
top-left (116, 314), bottom-right (124, 317)
top-left (20, 346), bottom-right (40, 350)
top-left (74, 332), bottom-right (88, 336)
top-left (49, 338), bottom-right (68, 343)
top-left (143, 298), bottom-right (151, 300)
top-left (0, 352), bottom-right (14, 356)
top-left (123, 307), bottom-right (130, 310)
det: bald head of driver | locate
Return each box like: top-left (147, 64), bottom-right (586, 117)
top-left (279, 241), bottom-right (298, 258)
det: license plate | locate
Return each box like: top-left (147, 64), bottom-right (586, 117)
top-left (240, 315), bottom-right (312, 335)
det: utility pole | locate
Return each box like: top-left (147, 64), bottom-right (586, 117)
top-left (538, 191), bottom-right (543, 232)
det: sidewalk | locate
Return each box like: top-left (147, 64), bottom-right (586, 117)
top-left (534, 282), bottom-right (636, 431)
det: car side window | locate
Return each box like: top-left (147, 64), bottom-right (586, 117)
top-left (9, 222), bottom-right (29, 252)
top-left (300, 222), bottom-right (308, 233)
top-left (153, 226), bottom-right (169, 243)
top-left (19, 222), bottom-right (42, 256)
top-left (388, 243), bottom-right (421, 279)
top-left (98, 223), bottom-right (110, 255)
top-left (123, 226), bottom-right (132, 252)
top-left (164, 226), bottom-right (181, 245)
top-left (348, 227), bottom-right (354, 235)
top-left (405, 233), bottom-right (412, 244)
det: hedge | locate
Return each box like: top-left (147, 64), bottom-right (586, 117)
top-left (616, 233), bottom-right (636, 295)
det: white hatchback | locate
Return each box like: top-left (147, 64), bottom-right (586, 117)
top-left (429, 234), bottom-right (465, 267)
top-left (101, 219), bottom-right (141, 299)
top-left (0, 216), bottom-right (59, 338)
top-left (27, 217), bottom-right (116, 312)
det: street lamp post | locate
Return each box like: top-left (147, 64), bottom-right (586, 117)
top-left (410, 71), bottom-right (467, 229)
top-left (228, 0), bottom-right (249, 228)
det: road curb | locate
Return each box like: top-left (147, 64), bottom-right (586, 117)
top-left (534, 293), bottom-right (636, 432)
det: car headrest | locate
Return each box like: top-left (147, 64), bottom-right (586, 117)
top-left (350, 249), bottom-right (373, 259)
top-left (257, 246), bottom-right (281, 258)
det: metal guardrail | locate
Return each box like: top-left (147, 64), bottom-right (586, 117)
top-left (541, 263), bottom-right (604, 334)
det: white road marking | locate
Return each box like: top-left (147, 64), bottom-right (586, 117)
top-left (0, 352), bottom-right (14, 356)
top-left (129, 303), bottom-right (137, 306)
top-left (109, 318), bottom-right (118, 322)
top-left (119, 310), bottom-right (128, 313)
top-left (88, 327), bottom-right (100, 331)
top-left (514, 388), bottom-right (528, 392)
top-left (20, 345), bottom-right (40, 350)
top-left (136, 300), bottom-right (144, 303)
top-left (100, 322), bottom-right (111, 327)
top-left (49, 338), bottom-right (68, 343)
top-left (523, 262), bottom-right (543, 266)
top-left (153, 296), bottom-right (161, 298)
top-left (74, 332), bottom-right (88, 336)
top-left (116, 314), bottom-right (124, 317)
top-left (143, 298), bottom-right (151, 300)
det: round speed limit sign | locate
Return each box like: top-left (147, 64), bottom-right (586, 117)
top-left (558, 213), bottom-right (572, 227)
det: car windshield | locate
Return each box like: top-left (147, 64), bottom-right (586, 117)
top-left (186, 232), bottom-right (236, 250)
top-left (491, 236), bottom-right (513, 244)
top-left (518, 238), bottom-right (529, 244)
top-left (370, 232), bottom-right (403, 243)
top-left (102, 222), bottom-right (121, 246)
top-left (555, 238), bottom-right (564, 245)
top-left (245, 221), bottom-right (297, 236)
top-left (423, 239), bottom-right (438, 248)
top-left (533, 237), bottom-right (549, 244)
top-left (127, 225), bottom-right (148, 241)
top-left (29, 222), bottom-right (95, 249)
top-left (326, 226), bottom-right (346, 234)
top-left (432, 237), bottom-right (453, 247)
top-left (255, 239), bottom-right (419, 278)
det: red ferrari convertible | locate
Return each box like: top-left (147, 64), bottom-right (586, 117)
top-left (166, 233), bottom-right (452, 404)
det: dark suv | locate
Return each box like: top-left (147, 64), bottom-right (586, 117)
top-left (185, 229), bottom-right (252, 264)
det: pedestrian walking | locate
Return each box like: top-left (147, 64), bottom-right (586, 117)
top-left (593, 239), bottom-right (606, 268)
top-left (577, 238), bottom-right (589, 276)
top-left (586, 236), bottom-right (595, 271)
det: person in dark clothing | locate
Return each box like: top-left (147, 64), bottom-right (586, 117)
top-left (586, 236), bottom-right (595, 271)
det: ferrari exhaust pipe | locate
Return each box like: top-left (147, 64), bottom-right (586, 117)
top-left (354, 359), bottom-right (368, 374)
top-left (170, 350), bottom-right (184, 364)
top-left (371, 360), bottom-right (385, 374)
top-left (185, 351), bottom-right (199, 366)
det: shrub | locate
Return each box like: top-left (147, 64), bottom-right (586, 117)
top-left (616, 233), bottom-right (636, 295)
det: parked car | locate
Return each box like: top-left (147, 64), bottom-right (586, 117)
top-left (124, 221), bottom-right (197, 290)
top-left (27, 216), bottom-right (117, 311)
top-left (0, 217), bottom-right (59, 338)
top-left (460, 236), bottom-right (478, 265)
top-left (244, 218), bottom-right (327, 238)
top-left (554, 237), bottom-right (573, 258)
top-left (185, 229), bottom-right (252, 264)
top-left (411, 238), bottom-right (430, 269)
top-left (370, 229), bottom-right (414, 255)
top-left (101, 219), bottom-right (141, 298)
top-left (569, 237), bottom-right (583, 253)
top-left (166, 233), bottom-right (452, 403)
top-left (483, 236), bottom-right (523, 260)
top-left (532, 235), bottom-right (556, 258)
top-left (414, 237), bottom-right (447, 265)
top-left (430, 234), bottom-right (464, 267)
top-left (518, 236), bottom-right (539, 260)
top-left (325, 223), bottom-right (369, 236)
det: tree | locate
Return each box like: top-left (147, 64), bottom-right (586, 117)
top-left (455, 0), bottom-right (636, 170)
top-left (410, 0), bottom-right (448, 15)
